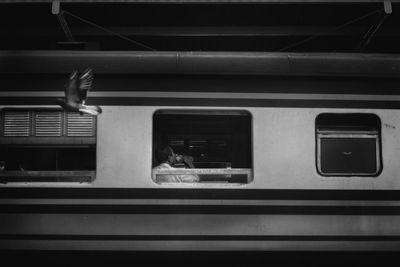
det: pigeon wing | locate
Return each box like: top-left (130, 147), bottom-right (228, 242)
top-left (65, 70), bottom-right (81, 104)
top-left (78, 68), bottom-right (93, 102)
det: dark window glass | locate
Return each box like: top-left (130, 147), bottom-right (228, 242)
top-left (316, 113), bottom-right (381, 177)
top-left (320, 138), bottom-right (377, 174)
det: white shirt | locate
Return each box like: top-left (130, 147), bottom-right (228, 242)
top-left (152, 163), bottom-right (199, 183)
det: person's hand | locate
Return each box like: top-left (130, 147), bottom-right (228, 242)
top-left (182, 155), bottom-right (195, 168)
top-left (175, 154), bottom-right (184, 164)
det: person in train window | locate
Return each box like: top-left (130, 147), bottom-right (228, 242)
top-left (153, 146), bottom-right (199, 183)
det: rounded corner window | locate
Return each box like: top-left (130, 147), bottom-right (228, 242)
top-left (152, 109), bottom-right (253, 185)
top-left (0, 108), bottom-right (97, 184)
top-left (315, 113), bottom-right (382, 177)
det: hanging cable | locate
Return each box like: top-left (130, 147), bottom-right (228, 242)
top-left (52, 0), bottom-right (75, 42)
top-left (56, 12), bottom-right (75, 42)
top-left (279, 8), bottom-right (382, 52)
top-left (357, 10), bottom-right (388, 51)
top-left (62, 10), bottom-right (156, 51)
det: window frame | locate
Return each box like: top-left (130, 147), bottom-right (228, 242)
top-left (152, 109), bottom-right (253, 185)
top-left (315, 113), bottom-right (382, 177)
top-left (0, 108), bottom-right (97, 184)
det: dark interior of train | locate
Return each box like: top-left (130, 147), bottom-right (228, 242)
top-left (316, 113), bottom-right (381, 132)
top-left (0, 145), bottom-right (96, 171)
top-left (153, 110), bottom-right (252, 183)
top-left (0, 145), bottom-right (96, 183)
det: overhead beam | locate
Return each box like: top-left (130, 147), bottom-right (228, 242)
top-left (1, 51), bottom-right (400, 78)
top-left (4, 26), bottom-right (399, 37)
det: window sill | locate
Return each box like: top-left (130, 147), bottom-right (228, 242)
top-left (0, 170), bottom-right (95, 183)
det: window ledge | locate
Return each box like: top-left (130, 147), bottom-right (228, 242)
top-left (0, 170), bottom-right (95, 183)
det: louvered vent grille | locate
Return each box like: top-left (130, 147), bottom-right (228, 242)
top-left (1, 109), bottom-right (96, 139)
top-left (66, 113), bottom-right (95, 137)
top-left (3, 111), bottom-right (31, 136)
top-left (34, 111), bottom-right (62, 137)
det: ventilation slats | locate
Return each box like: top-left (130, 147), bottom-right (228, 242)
top-left (3, 111), bottom-right (30, 136)
top-left (35, 111), bottom-right (62, 137)
top-left (1, 110), bottom-right (96, 138)
top-left (67, 113), bottom-right (95, 137)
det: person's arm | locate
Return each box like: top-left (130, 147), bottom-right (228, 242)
top-left (182, 155), bottom-right (195, 168)
top-left (180, 155), bottom-right (199, 182)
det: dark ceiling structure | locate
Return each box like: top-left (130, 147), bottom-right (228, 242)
top-left (2, 0), bottom-right (400, 53)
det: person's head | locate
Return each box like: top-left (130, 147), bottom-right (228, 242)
top-left (0, 161), bottom-right (4, 171)
top-left (156, 146), bottom-right (176, 165)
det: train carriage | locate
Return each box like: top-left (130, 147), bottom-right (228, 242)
top-left (1, 0), bottom-right (400, 265)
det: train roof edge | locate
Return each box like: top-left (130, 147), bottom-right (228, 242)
top-left (1, 51), bottom-right (400, 78)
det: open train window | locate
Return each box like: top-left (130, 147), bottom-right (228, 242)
top-left (316, 113), bottom-right (381, 177)
top-left (0, 108), bottom-right (96, 183)
top-left (152, 110), bottom-right (252, 184)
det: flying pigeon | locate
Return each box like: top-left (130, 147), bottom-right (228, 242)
top-left (56, 68), bottom-right (102, 116)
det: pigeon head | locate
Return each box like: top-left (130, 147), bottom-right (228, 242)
top-left (56, 98), bottom-right (64, 106)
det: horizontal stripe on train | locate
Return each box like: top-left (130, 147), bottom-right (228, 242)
top-left (2, 240), bottom-right (400, 252)
top-left (1, 204), bottom-right (400, 214)
top-left (2, 76), bottom-right (400, 95)
top-left (2, 97), bottom-right (400, 109)
top-left (1, 235), bottom-right (400, 241)
top-left (0, 251), bottom-right (397, 262)
top-left (1, 188), bottom-right (400, 200)
top-left (0, 252), bottom-right (398, 265)
top-left (2, 199), bottom-right (400, 206)
top-left (1, 91), bottom-right (400, 101)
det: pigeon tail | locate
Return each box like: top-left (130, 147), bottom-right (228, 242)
top-left (79, 105), bottom-right (102, 116)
